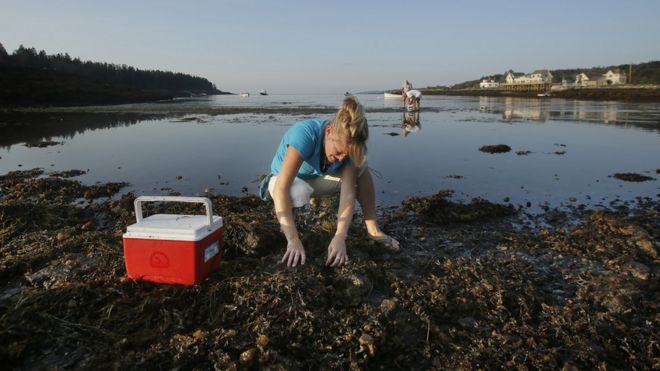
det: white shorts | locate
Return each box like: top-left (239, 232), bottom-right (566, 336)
top-left (267, 166), bottom-right (367, 208)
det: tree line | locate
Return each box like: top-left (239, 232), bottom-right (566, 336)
top-left (0, 43), bottom-right (221, 93)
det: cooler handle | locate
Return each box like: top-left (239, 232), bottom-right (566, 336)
top-left (134, 196), bottom-right (214, 226)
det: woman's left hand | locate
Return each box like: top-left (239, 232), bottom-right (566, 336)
top-left (326, 235), bottom-right (349, 267)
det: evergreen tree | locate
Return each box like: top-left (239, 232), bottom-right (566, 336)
top-left (0, 42), bottom-right (8, 61)
top-left (2, 44), bottom-right (222, 93)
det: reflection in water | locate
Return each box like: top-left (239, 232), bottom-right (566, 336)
top-left (479, 96), bottom-right (550, 122)
top-left (478, 96), bottom-right (660, 132)
top-left (0, 112), bottom-right (166, 148)
top-left (401, 111), bottom-right (421, 137)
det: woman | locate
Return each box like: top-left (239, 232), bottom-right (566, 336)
top-left (401, 80), bottom-right (412, 105)
top-left (260, 96), bottom-right (399, 267)
top-left (405, 89), bottom-right (422, 111)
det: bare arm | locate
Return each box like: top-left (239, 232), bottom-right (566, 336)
top-left (326, 164), bottom-right (357, 266)
top-left (273, 146), bottom-right (305, 266)
top-left (335, 165), bottom-right (357, 238)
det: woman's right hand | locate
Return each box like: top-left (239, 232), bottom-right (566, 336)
top-left (281, 237), bottom-right (306, 267)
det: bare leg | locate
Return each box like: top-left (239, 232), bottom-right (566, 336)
top-left (356, 169), bottom-right (400, 249)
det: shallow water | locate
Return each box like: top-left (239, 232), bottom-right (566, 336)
top-left (1, 94), bottom-right (659, 210)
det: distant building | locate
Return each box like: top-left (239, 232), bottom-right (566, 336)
top-left (575, 72), bottom-right (605, 87)
top-left (575, 69), bottom-right (627, 87)
top-left (502, 69), bottom-right (553, 92)
top-left (479, 79), bottom-right (500, 88)
top-left (604, 69), bottom-right (627, 84)
top-left (505, 69), bottom-right (553, 84)
top-left (504, 71), bottom-right (526, 84)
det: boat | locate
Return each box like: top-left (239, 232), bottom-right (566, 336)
top-left (240, 92), bottom-right (250, 97)
top-left (384, 91), bottom-right (402, 99)
top-left (259, 90), bottom-right (268, 96)
top-left (344, 92), bottom-right (351, 96)
top-left (537, 92), bottom-right (551, 97)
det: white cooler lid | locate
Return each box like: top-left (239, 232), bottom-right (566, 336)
top-left (123, 214), bottom-right (223, 241)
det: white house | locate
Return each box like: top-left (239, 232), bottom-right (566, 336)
top-left (504, 71), bottom-right (525, 84)
top-left (575, 69), bottom-right (627, 87)
top-left (479, 79), bottom-right (500, 88)
top-left (575, 72), bottom-right (605, 87)
top-left (604, 69), bottom-right (627, 84)
top-left (529, 69), bottom-right (553, 82)
top-left (504, 69), bottom-right (553, 84)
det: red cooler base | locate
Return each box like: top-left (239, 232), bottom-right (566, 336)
top-left (123, 228), bottom-right (223, 285)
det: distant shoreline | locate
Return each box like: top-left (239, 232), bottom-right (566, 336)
top-left (420, 86), bottom-right (660, 102)
top-left (0, 66), bottom-right (232, 108)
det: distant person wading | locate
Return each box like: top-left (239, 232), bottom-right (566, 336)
top-left (260, 96), bottom-right (400, 267)
top-left (402, 80), bottom-right (412, 105)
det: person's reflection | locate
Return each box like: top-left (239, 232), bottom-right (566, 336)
top-left (402, 111), bottom-right (421, 137)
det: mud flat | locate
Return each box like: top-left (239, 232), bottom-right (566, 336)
top-left (0, 170), bottom-right (658, 369)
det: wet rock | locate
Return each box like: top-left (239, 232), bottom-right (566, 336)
top-left (479, 144), bottom-right (511, 154)
top-left (612, 173), bottom-right (655, 182)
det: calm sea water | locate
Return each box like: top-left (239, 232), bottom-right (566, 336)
top-left (1, 94), bottom-right (659, 211)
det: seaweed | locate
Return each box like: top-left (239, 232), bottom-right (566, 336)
top-left (0, 170), bottom-right (658, 369)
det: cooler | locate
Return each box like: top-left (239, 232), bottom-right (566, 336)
top-left (122, 196), bottom-right (223, 285)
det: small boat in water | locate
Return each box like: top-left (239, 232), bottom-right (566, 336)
top-left (259, 90), bottom-right (268, 96)
top-left (384, 92), bottom-right (402, 99)
top-left (240, 92), bottom-right (250, 97)
top-left (537, 92), bottom-right (551, 97)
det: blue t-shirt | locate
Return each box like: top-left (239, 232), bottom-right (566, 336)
top-left (270, 119), bottom-right (346, 180)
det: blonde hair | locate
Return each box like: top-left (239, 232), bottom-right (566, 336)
top-left (329, 96), bottom-right (368, 167)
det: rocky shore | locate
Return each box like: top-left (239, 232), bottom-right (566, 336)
top-left (422, 86), bottom-right (660, 102)
top-left (0, 170), bottom-right (658, 369)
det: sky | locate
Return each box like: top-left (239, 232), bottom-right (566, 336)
top-left (1, 0), bottom-right (659, 94)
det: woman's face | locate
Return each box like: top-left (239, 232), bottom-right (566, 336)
top-left (325, 129), bottom-right (349, 164)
